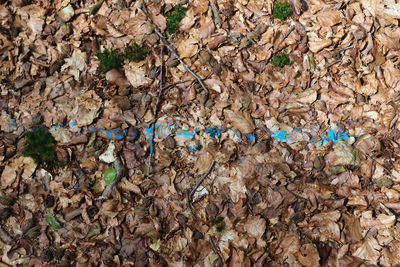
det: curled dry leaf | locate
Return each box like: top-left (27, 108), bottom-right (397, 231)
top-left (289, 0), bottom-right (302, 15)
top-left (377, 28), bottom-right (400, 50)
top-left (1, 156), bottom-right (36, 189)
top-left (352, 237), bottom-right (382, 265)
top-left (72, 90), bottom-right (102, 127)
top-left (125, 62), bottom-right (152, 88)
top-left (61, 49), bottom-right (87, 81)
top-left (317, 10), bottom-right (342, 27)
top-left (297, 243), bottom-right (320, 267)
top-left (224, 109), bottom-right (255, 134)
top-left (199, 15), bottom-right (215, 38)
top-left (106, 69), bottom-right (130, 86)
top-left (243, 216), bottom-right (266, 247)
top-left (177, 38), bottom-right (199, 58)
top-left (308, 39), bottom-right (332, 53)
top-left (325, 141), bottom-right (361, 167)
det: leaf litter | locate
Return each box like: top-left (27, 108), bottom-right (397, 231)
top-left (1, 0), bottom-right (400, 266)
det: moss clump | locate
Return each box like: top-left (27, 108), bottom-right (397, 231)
top-left (272, 1), bottom-right (292, 20)
top-left (272, 52), bottom-right (291, 68)
top-left (124, 43), bottom-right (148, 62)
top-left (165, 5), bottom-right (187, 34)
top-left (212, 216), bottom-right (225, 232)
top-left (95, 49), bottom-right (123, 72)
top-left (23, 127), bottom-right (59, 170)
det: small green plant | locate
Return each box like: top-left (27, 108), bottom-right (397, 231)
top-left (165, 5), bottom-right (187, 34)
top-left (45, 214), bottom-right (62, 230)
top-left (23, 127), bottom-right (59, 170)
top-left (272, 52), bottom-right (291, 68)
top-left (272, 1), bottom-right (292, 20)
top-left (95, 48), bottom-right (123, 72)
top-left (124, 43), bottom-right (148, 62)
top-left (212, 216), bottom-right (225, 232)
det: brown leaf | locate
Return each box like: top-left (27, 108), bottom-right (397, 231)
top-left (224, 109), bottom-right (255, 134)
top-left (352, 237), bottom-right (381, 265)
top-left (106, 69), bottom-right (130, 86)
top-left (317, 10), bottom-right (342, 27)
top-left (177, 38), bottom-right (199, 58)
top-left (289, 0), bottom-right (302, 15)
top-left (297, 243), bottom-right (320, 267)
top-left (309, 39), bottom-right (332, 53)
top-left (199, 16), bottom-right (215, 38)
top-left (377, 28), bottom-right (400, 50)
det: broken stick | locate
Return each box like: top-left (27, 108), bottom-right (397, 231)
top-left (190, 161), bottom-right (216, 199)
top-left (98, 156), bottom-right (124, 200)
top-left (209, 236), bottom-right (223, 267)
top-left (147, 46), bottom-right (165, 175)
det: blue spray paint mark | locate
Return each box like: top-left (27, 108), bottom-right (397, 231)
top-left (188, 143), bottom-right (200, 152)
top-left (176, 130), bottom-right (197, 137)
top-left (271, 129), bottom-right (295, 142)
top-left (246, 133), bottom-right (255, 141)
top-left (205, 127), bottom-right (221, 137)
top-left (316, 129), bottom-right (349, 147)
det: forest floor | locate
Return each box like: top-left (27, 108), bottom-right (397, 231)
top-left (1, 0), bottom-right (400, 266)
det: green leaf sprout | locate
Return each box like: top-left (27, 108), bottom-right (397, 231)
top-left (104, 167), bottom-right (117, 184)
top-left (45, 214), bottom-right (62, 230)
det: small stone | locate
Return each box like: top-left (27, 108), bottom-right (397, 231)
top-left (198, 50), bottom-right (211, 64)
top-left (374, 177), bottom-right (393, 188)
top-left (193, 230), bottom-right (203, 240)
top-left (353, 30), bottom-right (365, 40)
top-left (166, 57), bottom-right (179, 68)
top-left (313, 156), bottom-right (325, 171)
top-left (164, 136), bottom-right (175, 149)
top-left (44, 195), bottom-right (55, 208)
top-left (205, 203), bottom-right (219, 220)
top-left (118, 85), bottom-right (130, 96)
top-left (32, 113), bottom-right (43, 125)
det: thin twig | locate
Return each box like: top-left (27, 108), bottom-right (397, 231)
top-left (265, 25), bottom-right (295, 65)
top-left (141, 0), bottom-right (209, 103)
top-left (98, 156), bottom-right (124, 200)
top-left (160, 79), bottom-right (191, 92)
top-left (209, 236), bottom-right (223, 267)
top-left (274, 25), bottom-right (295, 53)
top-left (365, 153), bottom-right (400, 181)
top-left (209, 0), bottom-right (222, 27)
top-left (147, 46), bottom-right (164, 175)
top-left (189, 161), bottom-right (216, 199)
top-left (185, 188), bottom-right (197, 219)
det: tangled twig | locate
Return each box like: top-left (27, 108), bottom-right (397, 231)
top-left (141, 0), bottom-right (209, 103)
